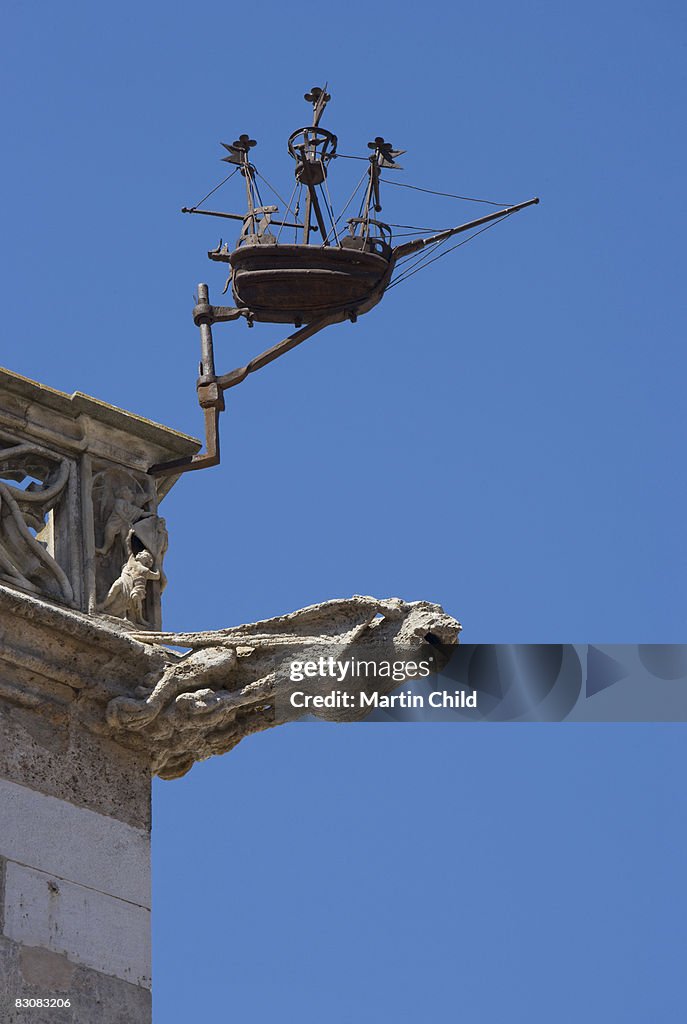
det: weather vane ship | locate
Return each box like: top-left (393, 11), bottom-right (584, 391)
top-left (152, 86), bottom-right (538, 476)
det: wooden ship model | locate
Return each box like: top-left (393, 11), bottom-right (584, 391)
top-left (153, 86), bottom-right (538, 476)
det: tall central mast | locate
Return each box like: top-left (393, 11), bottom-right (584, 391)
top-left (288, 86), bottom-right (337, 245)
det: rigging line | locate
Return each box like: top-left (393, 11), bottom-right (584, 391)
top-left (391, 230), bottom-right (452, 238)
top-left (380, 178), bottom-right (514, 207)
top-left (388, 215), bottom-right (513, 290)
top-left (392, 235), bottom-right (448, 269)
top-left (320, 182), bottom-right (340, 246)
top-left (252, 174), bottom-right (265, 210)
top-left (187, 167), bottom-right (239, 211)
top-left (390, 230), bottom-right (487, 289)
top-left (385, 222), bottom-right (445, 232)
top-left (390, 243), bottom-right (448, 286)
top-left (330, 166), bottom-right (369, 232)
top-left (392, 238), bottom-right (447, 280)
top-left (293, 183), bottom-right (303, 243)
top-left (275, 179), bottom-right (299, 244)
top-left (362, 162), bottom-right (376, 245)
top-left (255, 169), bottom-right (302, 221)
top-left (389, 246), bottom-right (454, 289)
top-left (356, 181), bottom-right (368, 221)
top-left (391, 222), bottom-right (500, 283)
top-left (333, 167), bottom-right (370, 226)
top-left (321, 176), bottom-right (341, 246)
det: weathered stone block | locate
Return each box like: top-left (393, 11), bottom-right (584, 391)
top-left (4, 862), bottom-right (150, 988)
top-left (0, 935), bottom-right (152, 1024)
top-left (0, 779), bottom-right (150, 906)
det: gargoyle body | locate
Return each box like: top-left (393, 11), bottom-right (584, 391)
top-left (106, 595), bottom-right (461, 779)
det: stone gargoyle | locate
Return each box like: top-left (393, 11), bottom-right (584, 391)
top-left (105, 595), bottom-right (461, 779)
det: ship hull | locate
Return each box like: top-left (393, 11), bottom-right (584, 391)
top-left (228, 244), bottom-right (392, 325)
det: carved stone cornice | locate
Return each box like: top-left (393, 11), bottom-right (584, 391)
top-left (0, 583), bottom-right (166, 724)
top-left (0, 368), bottom-right (200, 494)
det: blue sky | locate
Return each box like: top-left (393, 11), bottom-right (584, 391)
top-left (2, 1), bottom-right (686, 1020)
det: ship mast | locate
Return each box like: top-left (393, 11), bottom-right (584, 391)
top-left (289, 86), bottom-right (337, 245)
top-left (348, 135), bottom-right (405, 247)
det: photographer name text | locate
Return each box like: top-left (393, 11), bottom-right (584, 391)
top-left (290, 689), bottom-right (478, 709)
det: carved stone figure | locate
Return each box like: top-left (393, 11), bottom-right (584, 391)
top-left (93, 469), bottom-right (155, 556)
top-left (106, 595), bottom-right (461, 778)
top-left (96, 488), bottom-right (152, 555)
top-left (101, 534), bottom-right (161, 625)
top-left (128, 514), bottom-right (169, 594)
top-left (0, 442), bottom-right (73, 602)
top-left (93, 468), bottom-right (168, 625)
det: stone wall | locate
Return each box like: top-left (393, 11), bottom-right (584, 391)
top-left (0, 778), bottom-right (151, 1023)
top-left (0, 587), bottom-right (167, 1024)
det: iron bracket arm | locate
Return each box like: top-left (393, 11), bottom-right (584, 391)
top-left (148, 292), bottom-right (335, 478)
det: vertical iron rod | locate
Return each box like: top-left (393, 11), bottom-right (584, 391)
top-left (196, 283), bottom-right (216, 380)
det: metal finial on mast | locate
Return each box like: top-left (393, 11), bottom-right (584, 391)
top-left (366, 136), bottom-right (405, 213)
top-left (304, 84), bottom-right (331, 127)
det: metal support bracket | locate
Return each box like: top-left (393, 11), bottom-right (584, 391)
top-left (148, 285), bottom-right (336, 478)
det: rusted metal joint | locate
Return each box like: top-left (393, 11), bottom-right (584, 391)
top-left (196, 379), bottom-right (225, 411)
top-left (192, 301), bottom-right (213, 326)
top-left (192, 302), bottom-right (248, 327)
